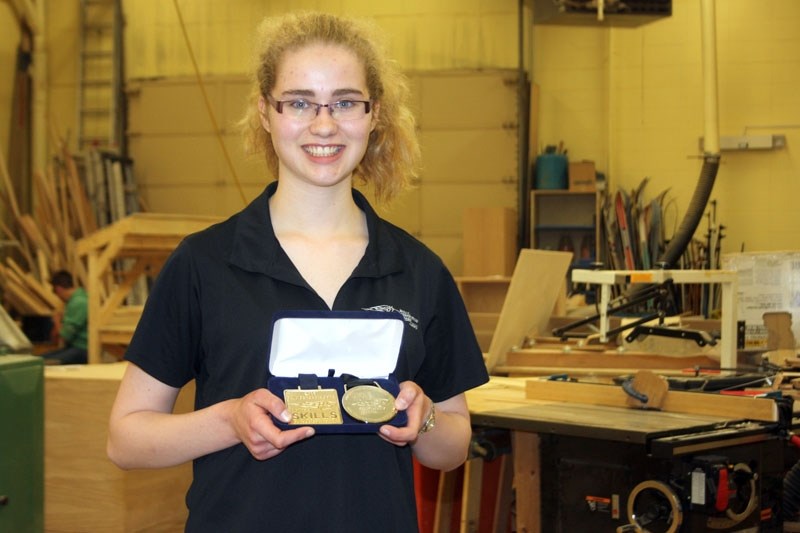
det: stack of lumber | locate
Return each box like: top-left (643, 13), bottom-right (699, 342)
top-left (0, 139), bottom-right (98, 317)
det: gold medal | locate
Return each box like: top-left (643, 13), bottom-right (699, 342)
top-left (341, 382), bottom-right (397, 423)
top-left (284, 388), bottom-right (343, 425)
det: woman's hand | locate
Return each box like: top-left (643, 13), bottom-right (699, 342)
top-left (230, 388), bottom-right (316, 460)
top-left (378, 381), bottom-right (472, 471)
top-left (377, 380), bottom-right (431, 446)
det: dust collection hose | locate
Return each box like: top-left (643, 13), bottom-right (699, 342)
top-left (656, 154), bottom-right (719, 269)
top-left (784, 459), bottom-right (800, 520)
top-left (784, 434), bottom-right (800, 520)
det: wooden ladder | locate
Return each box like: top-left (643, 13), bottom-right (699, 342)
top-left (77, 0), bottom-right (123, 151)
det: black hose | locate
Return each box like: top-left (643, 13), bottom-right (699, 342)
top-left (783, 460), bottom-right (800, 520)
top-left (658, 154), bottom-right (720, 268)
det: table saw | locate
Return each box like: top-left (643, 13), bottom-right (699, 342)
top-left (466, 377), bottom-right (800, 533)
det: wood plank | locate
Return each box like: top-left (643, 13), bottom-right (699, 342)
top-left (0, 141), bottom-right (23, 219)
top-left (36, 249), bottom-right (51, 286)
top-left (18, 214), bottom-right (51, 259)
top-left (485, 249), bottom-right (572, 372)
top-left (433, 470), bottom-right (456, 533)
top-left (525, 379), bottom-right (779, 422)
top-left (512, 432), bottom-right (540, 533)
top-left (2, 275), bottom-right (51, 315)
top-left (492, 455), bottom-right (513, 533)
top-left (61, 142), bottom-right (96, 236)
top-left (76, 213), bottom-right (220, 255)
top-left (505, 349), bottom-right (719, 372)
top-left (495, 365), bottom-right (704, 378)
top-left (459, 458), bottom-right (483, 533)
top-left (7, 257), bottom-right (62, 310)
top-left (97, 259), bottom-right (148, 325)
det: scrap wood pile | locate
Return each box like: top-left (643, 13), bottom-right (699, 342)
top-left (0, 140), bottom-right (98, 317)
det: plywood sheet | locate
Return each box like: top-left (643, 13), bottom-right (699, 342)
top-left (44, 363), bottom-right (194, 531)
top-left (463, 207), bottom-right (517, 277)
top-left (485, 249), bottom-right (572, 372)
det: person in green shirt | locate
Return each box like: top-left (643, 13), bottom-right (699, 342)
top-left (42, 270), bottom-right (88, 365)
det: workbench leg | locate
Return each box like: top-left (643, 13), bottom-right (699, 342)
top-left (492, 454), bottom-right (513, 533)
top-left (433, 469), bottom-right (456, 533)
top-left (512, 432), bottom-right (541, 533)
top-left (459, 457), bottom-right (483, 533)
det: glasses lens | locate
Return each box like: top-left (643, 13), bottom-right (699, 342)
top-left (330, 101), bottom-right (366, 121)
top-left (283, 100), bottom-right (315, 120)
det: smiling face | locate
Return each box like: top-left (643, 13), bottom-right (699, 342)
top-left (259, 43), bottom-right (377, 191)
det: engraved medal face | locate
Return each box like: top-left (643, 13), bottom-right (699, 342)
top-left (341, 385), bottom-right (397, 423)
top-left (284, 388), bottom-right (343, 425)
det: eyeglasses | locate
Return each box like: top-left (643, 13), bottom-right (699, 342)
top-left (267, 96), bottom-right (371, 122)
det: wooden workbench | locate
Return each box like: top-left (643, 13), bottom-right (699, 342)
top-left (76, 213), bottom-right (221, 364)
top-left (464, 376), bottom-right (781, 532)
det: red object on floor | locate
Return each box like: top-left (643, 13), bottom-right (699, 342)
top-left (415, 459), bottom-right (440, 533)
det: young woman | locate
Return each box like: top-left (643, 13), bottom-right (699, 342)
top-left (107, 12), bottom-right (489, 532)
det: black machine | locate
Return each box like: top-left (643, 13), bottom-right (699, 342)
top-left (534, 398), bottom-right (800, 532)
top-left (540, 427), bottom-right (787, 532)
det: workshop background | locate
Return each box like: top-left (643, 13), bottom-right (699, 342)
top-left (1, 0), bottom-right (798, 277)
top-left (2, 1), bottom-right (800, 532)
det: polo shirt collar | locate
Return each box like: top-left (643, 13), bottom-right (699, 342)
top-left (228, 181), bottom-right (404, 280)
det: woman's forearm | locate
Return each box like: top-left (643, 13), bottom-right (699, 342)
top-left (108, 398), bottom-right (241, 469)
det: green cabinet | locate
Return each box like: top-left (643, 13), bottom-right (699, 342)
top-left (0, 355), bottom-right (44, 533)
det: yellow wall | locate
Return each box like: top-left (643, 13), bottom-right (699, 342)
top-left (3, 0), bottom-right (799, 256)
top-left (121, 0), bottom-right (524, 78)
top-left (534, 0), bottom-right (800, 254)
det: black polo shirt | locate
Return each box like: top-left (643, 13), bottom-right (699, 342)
top-left (126, 181), bottom-right (489, 532)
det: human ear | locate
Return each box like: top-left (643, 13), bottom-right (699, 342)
top-left (258, 96), bottom-right (271, 133)
top-left (369, 101), bottom-right (380, 132)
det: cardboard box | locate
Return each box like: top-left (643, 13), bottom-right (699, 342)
top-left (568, 161), bottom-right (596, 192)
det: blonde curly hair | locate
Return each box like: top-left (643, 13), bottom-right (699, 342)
top-left (240, 12), bottom-right (420, 204)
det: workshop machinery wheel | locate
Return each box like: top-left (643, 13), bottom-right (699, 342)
top-left (624, 480), bottom-right (683, 533)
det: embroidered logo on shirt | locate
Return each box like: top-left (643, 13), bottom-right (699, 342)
top-left (363, 305), bottom-right (419, 330)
